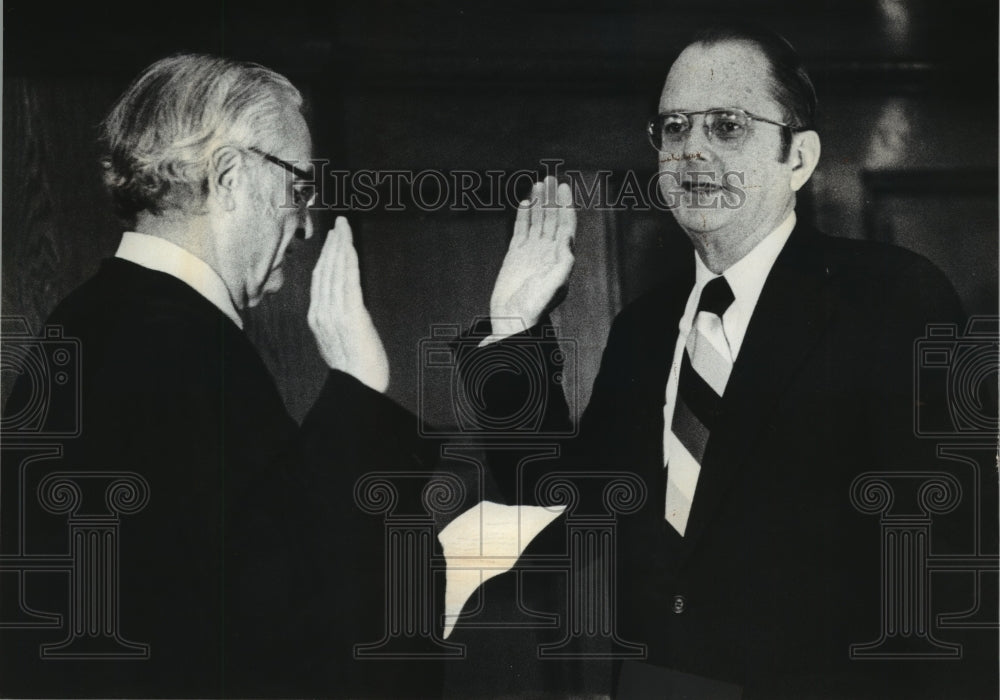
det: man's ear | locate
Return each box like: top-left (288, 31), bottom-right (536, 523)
top-left (208, 146), bottom-right (244, 211)
top-left (788, 130), bottom-right (821, 192)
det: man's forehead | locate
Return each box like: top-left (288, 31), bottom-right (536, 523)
top-left (659, 40), bottom-right (774, 114)
top-left (292, 126), bottom-right (314, 162)
top-left (273, 108), bottom-right (313, 160)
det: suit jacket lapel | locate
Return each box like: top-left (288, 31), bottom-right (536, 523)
top-left (644, 267), bottom-right (696, 460)
top-left (612, 269), bottom-right (693, 513)
top-left (676, 224), bottom-right (837, 562)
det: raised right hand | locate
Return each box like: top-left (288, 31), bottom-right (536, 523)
top-left (307, 217), bottom-right (390, 393)
top-left (486, 176), bottom-right (576, 343)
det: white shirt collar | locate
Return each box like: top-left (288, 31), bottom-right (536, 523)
top-left (115, 232), bottom-right (243, 329)
top-left (689, 211), bottom-right (796, 358)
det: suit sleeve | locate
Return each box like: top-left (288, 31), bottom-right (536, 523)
top-left (861, 252), bottom-right (965, 471)
top-left (300, 368), bottom-right (438, 471)
top-left (457, 309), bottom-right (645, 503)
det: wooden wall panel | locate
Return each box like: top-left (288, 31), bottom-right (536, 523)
top-left (3, 2), bottom-right (997, 422)
top-left (1, 78), bottom-right (121, 403)
top-left (2, 79), bottom-right (120, 327)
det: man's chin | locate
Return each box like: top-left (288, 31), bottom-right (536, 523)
top-left (671, 205), bottom-right (732, 236)
top-left (246, 269), bottom-right (285, 308)
top-left (263, 267), bottom-right (285, 294)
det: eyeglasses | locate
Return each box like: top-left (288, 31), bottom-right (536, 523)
top-left (248, 146), bottom-right (317, 208)
top-left (647, 108), bottom-right (792, 153)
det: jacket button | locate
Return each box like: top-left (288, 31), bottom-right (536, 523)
top-left (672, 594), bottom-right (686, 614)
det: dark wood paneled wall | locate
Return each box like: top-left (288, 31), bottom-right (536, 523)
top-left (4, 1), bottom-right (997, 421)
top-left (2, 79), bottom-right (121, 329)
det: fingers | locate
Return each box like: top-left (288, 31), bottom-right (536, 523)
top-left (309, 219), bottom-right (339, 324)
top-left (329, 218), bottom-right (348, 313)
top-left (309, 240), bottom-right (324, 318)
top-left (528, 180), bottom-right (544, 237)
top-left (524, 176), bottom-right (574, 243)
top-left (340, 220), bottom-right (364, 310)
top-left (311, 219), bottom-right (339, 292)
top-left (310, 217), bottom-right (352, 326)
top-left (556, 182), bottom-right (576, 253)
top-left (512, 199), bottom-right (530, 246)
top-left (541, 176), bottom-right (559, 240)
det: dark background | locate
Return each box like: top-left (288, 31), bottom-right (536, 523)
top-left (3, 0), bottom-right (997, 422)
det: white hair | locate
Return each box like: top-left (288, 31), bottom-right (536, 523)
top-left (100, 53), bottom-right (302, 220)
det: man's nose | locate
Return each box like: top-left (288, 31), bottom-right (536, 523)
top-left (297, 208), bottom-right (315, 240)
top-left (683, 118), bottom-right (716, 162)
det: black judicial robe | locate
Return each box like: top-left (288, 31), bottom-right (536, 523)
top-left (1, 258), bottom-right (442, 698)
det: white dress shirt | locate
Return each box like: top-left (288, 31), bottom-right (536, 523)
top-left (115, 232), bottom-right (243, 329)
top-left (662, 212), bottom-right (797, 465)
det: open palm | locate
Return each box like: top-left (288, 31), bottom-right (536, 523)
top-left (308, 217), bottom-right (390, 393)
top-left (489, 177), bottom-right (576, 340)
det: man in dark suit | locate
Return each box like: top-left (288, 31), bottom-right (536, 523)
top-left (1, 54), bottom-right (438, 697)
top-left (470, 26), bottom-right (993, 698)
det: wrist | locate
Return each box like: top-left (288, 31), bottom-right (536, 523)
top-left (488, 315), bottom-right (531, 340)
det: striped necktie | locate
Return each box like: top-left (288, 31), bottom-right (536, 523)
top-left (665, 276), bottom-right (735, 536)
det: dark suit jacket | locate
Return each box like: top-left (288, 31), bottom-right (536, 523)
top-left (464, 223), bottom-right (995, 698)
top-left (1, 259), bottom-right (442, 698)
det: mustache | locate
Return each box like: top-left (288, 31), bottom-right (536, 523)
top-left (658, 151), bottom-right (705, 163)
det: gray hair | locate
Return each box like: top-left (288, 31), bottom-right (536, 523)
top-left (100, 53), bottom-right (302, 221)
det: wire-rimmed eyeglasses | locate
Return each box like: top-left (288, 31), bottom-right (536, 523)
top-left (248, 146), bottom-right (317, 208)
top-left (647, 108), bottom-right (793, 152)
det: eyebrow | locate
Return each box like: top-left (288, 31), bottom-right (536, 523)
top-left (659, 107), bottom-right (735, 114)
